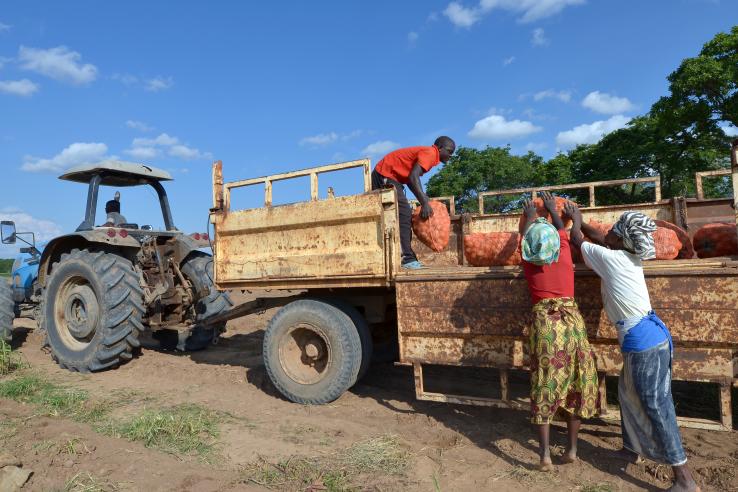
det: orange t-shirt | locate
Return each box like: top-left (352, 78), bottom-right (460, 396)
top-left (374, 145), bottom-right (441, 184)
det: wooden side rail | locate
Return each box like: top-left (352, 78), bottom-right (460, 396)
top-left (212, 158), bottom-right (371, 211)
top-left (477, 176), bottom-right (662, 214)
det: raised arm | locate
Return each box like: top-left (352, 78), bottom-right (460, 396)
top-left (407, 162), bottom-right (433, 219)
top-left (564, 202), bottom-right (584, 248)
top-left (520, 199), bottom-right (539, 235)
top-left (541, 191), bottom-right (565, 231)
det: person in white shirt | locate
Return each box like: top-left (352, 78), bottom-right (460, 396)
top-left (565, 202), bottom-right (699, 492)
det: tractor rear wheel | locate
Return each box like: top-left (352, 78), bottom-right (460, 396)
top-left (42, 249), bottom-right (143, 372)
top-left (180, 254), bottom-right (233, 350)
top-left (0, 281), bottom-right (13, 343)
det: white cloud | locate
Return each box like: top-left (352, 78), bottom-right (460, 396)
top-left (132, 133), bottom-right (179, 147)
top-left (300, 132), bottom-right (339, 146)
top-left (0, 22), bottom-right (11, 33)
top-left (531, 28), bottom-right (548, 46)
top-left (582, 91), bottom-right (635, 114)
top-left (720, 122), bottom-right (738, 137)
top-left (362, 140), bottom-right (401, 157)
top-left (145, 76), bottom-right (174, 92)
top-left (0, 79), bottom-right (39, 97)
top-left (124, 146), bottom-right (158, 160)
top-left (21, 142), bottom-right (108, 173)
top-left (468, 115), bottom-right (542, 140)
top-left (0, 208), bottom-right (63, 258)
top-left (443, 0), bottom-right (585, 27)
top-left (126, 132), bottom-right (211, 161)
top-left (168, 144), bottom-right (212, 161)
top-left (502, 56), bottom-right (516, 66)
top-left (18, 45), bottom-right (97, 85)
top-left (443, 2), bottom-right (482, 27)
top-left (112, 73), bottom-right (139, 86)
top-left (556, 114), bottom-right (631, 148)
top-left (125, 120), bottom-right (154, 132)
top-left (533, 89), bottom-right (571, 102)
top-left (408, 31), bottom-right (419, 43)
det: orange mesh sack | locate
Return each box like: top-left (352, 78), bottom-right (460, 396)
top-left (693, 223), bottom-right (738, 258)
top-left (518, 197), bottom-right (574, 231)
top-left (654, 220), bottom-right (694, 259)
top-left (463, 232), bottom-right (521, 266)
top-left (411, 201), bottom-right (451, 252)
top-left (652, 228), bottom-right (680, 260)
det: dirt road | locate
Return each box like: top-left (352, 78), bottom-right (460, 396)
top-left (1, 293), bottom-right (737, 491)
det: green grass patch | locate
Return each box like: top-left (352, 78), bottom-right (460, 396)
top-left (241, 434), bottom-right (410, 491)
top-left (0, 374), bottom-right (92, 419)
top-left (0, 340), bottom-right (26, 375)
top-left (117, 403), bottom-right (221, 459)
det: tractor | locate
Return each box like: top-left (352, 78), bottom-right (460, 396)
top-left (0, 161), bottom-right (232, 371)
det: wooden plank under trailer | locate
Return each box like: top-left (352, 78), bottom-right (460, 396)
top-left (410, 362), bottom-right (734, 432)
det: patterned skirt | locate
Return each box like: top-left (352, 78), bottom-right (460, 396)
top-left (529, 297), bottom-right (599, 424)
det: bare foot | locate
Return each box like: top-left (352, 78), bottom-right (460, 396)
top-left (668, 481), bottom-right (701, 492)
top-left (561, 451), bottom-right (578, 464)
top-left (538, 459), bottom-right (554, 472)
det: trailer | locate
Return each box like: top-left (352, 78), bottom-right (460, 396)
top-left (209, 143), bottom-right (738, 430)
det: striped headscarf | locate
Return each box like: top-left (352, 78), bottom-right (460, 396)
top-left (522, 218), bottom-right (561, 266)
top-left (611, 212), bottom-right (657, 260)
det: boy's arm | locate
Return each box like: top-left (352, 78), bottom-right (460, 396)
top-left (407, 163), bottom-right (433, 219)
top-left (541, 191), bottom-right (565, 231)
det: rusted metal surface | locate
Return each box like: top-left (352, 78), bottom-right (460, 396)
top-left (211, 161), bottom-right (400, 291)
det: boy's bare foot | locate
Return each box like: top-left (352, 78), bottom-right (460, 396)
top-left (668, 483), bottom-right (701, 492)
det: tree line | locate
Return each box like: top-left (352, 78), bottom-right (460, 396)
top-left (427, 26), bottom-right (737, 213)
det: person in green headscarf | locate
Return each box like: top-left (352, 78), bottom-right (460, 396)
top-left (520, 192), bottom-right (599, 472)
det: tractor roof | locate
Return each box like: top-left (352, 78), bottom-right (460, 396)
top-left (59, 160), bottom-right (173, 186)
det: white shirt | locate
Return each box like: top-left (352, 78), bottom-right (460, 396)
top-left (580, 242), bottom-right (652, 325)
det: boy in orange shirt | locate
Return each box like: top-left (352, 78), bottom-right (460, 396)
top-left (371, 136), bottom-right (455, 269)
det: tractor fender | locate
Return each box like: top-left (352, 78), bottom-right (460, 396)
top-left (170, 233), bottom-right (208, 266)
top-left (38, 230), bottom-right (140, 287)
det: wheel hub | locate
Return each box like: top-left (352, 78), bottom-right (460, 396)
top-left (279, 324), bottom-right (331, 385)
top-left (55, 277), bottom-right (100, 348)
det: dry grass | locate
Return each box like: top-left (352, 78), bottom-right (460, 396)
top-left (63, 471), bottom-right (122, 492)
top-left (240, 434), bottom-right (411, 491)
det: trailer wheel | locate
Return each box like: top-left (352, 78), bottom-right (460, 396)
top-left (0, 281), bottom-right (13, 343)
top-left (42, 249), bottom-right (143, 372)
top-left (323, 299), bottom-right (373, 383)
top-left (263, 299), bottom-right (361, 404)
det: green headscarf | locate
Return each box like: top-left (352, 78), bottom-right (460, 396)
top-left (522, 218), bottom-right (561, 266)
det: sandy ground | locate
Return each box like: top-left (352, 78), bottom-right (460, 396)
top-left (2, 292), bottom-right (737, 492)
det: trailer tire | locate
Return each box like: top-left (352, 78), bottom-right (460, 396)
top-left (323, 299), bottom-right (373, 383)
top-left (263, 299), bottom-right (361, 405)
top-left (42, 249), bottom-right (143, 372)
top-left (180, 254), bottom-right (233, 350)
top-left (0, 281), bottom-right (13, 343)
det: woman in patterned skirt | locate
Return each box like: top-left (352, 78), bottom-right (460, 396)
top-left (520, 192), bottom-right (599, 471)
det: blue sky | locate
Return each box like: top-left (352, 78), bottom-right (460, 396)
top-left (0, 0), bottom-right (735, 257)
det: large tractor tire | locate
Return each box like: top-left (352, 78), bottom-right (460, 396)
top-left (0, 281), bottom-right (13, 343)
top-left (42, 249), bottom-right (143, 372)
top-left (180, 254), bottom-right (233, 350)
top-left (323, 299), bottom-right (373, 384)
top-left (263, 299), bottom-right (361, 405)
